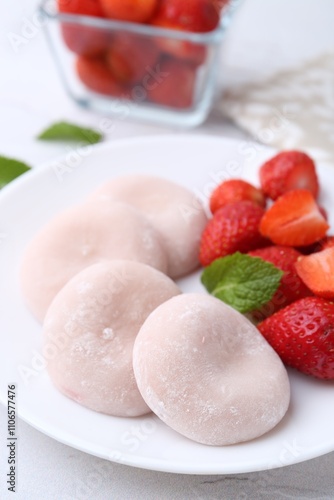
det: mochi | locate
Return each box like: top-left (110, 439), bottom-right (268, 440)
top-left (89, 175), bottom-right (208, 278)
top-left (20, 199), bottom-right (167, 322)
top-left (43, 261), bottom-right (181, 417)
top-left (133, 293), bottom-right (290, 445)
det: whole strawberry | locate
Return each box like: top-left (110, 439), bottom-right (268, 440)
top-left (249, 246), bottom-right (313, 321)
top-left (258, 297), bottom-right (334, 379)
top-left (106, 34), bottom-right (160, 84)
top-left (212, 0), bottom-right (230, 13)
top-left (58, 0), bottom-right (104, 16)
top-left (153, 0), bottom-right (220, 33)
top-left (100, 0), bottom-right (159, 23)
top-left (76, 56), bottom-right (124, 97)
top-left (199, 201), bottom-right (268, 266)
top-left (260, 151), bottom-right (319, 201)
top-left (58, 0), bottom-right (107, 57)
top-left (151, 0), bottom-right (219, 65)
top-left (210, 179), bottom-right (266, 214)
top-left (147, 58), bottom-right (196, 109)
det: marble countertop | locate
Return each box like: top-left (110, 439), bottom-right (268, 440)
top-left (1, 0), bottom-right (334, 498)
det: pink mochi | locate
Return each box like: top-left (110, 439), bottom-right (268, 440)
top-left (20, 199), bottom-right (167, 322)
top-left (43, 261), bottom-right (181, 417)
top-left (133, 293), bottom-right (290, 446)
top-left (89, 175), bottom-right (208, 279)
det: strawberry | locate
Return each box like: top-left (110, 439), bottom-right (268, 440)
top-left (106, 34), bottom-right (160, 84)
top-left (258, 297), bottom-right (334, 379)
top-left (297, 233), bottom-right (334, 256)
top-left (210, 179), bottom-right (266, 214)
top-left (318, 205), bottom-right (328, 221)
top-left (295, 220), bottom-right (330, 255)
top-left (296, 241), bottom-right (323, 256)
top-left (295, 248), bottom-right (334, 299)
top-left (61, 25), bottom-right (110, 57)
top-left (147, 57), bottom-right (196, 109)
top-left (294, 208), bottom-right (327, 252)
top-left (199, 201), bottom-right (268, 266)
top-left (58, 0), bottom-right (104, 16)
top-left (249, 246), bottom-right (313, 320)
top-left (259, 151), bottom-right (319, 201)
top-left (151, 17), bottom-right (207, 66)
top-left (318, 235), bottom-right (334, 251)
top-left (151, 0), bottom-right (219, 65)
top-left (260, 189), bottom-right (329, 247)
top-left (58, 0), bottom-right (108, 57)
top-left (76, 55), bottom-right (124, 96)
top-left (211, 0), bottom-right (230, 13)
top-left (100, 0), bottom-right (159, 23)
top-left (153, 0), bottom-right (220, 33)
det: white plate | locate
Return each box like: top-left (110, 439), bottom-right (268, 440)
top-left (0, 135), bottom-right (334, 475)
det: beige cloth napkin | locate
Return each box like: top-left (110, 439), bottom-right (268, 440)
top-left (220, 52), bottom-right (334, 167)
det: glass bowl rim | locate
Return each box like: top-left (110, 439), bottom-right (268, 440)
top-left (39, 0), bottom-right (242, 44)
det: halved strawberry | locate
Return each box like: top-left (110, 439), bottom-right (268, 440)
top-left (295, 247), bottom-right (334, 299)
top-left (318, 206), bottom-right (328, 221)
top-left (210, 179), bottom-right (266, 214)
top-left (297, 234), bottom-right (334, 256)
top-left (249, 246), bottom-right (313, 320)
top-left (259, 151), bottom-right (319, 201)
top-left (199, 201), bottom-right (268, 266)
top-left (260, 189), bottom-right (329, 247)
top-left (319, 235), bottom-right (334, 251)
top-left (258, 296), bottom-right (334, 379)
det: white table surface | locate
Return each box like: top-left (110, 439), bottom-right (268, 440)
top-left (1, 0), bottom-right (334, 498)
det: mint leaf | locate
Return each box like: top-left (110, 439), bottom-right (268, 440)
top-left (37, 121), bottom-right (103, 144)
top-left (201, 252), bottom-right (283, 314)
top-left (0, 156), bottom-right (31, 189)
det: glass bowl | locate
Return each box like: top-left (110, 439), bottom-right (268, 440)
top-left (40, 0), bottom-right (241, 127)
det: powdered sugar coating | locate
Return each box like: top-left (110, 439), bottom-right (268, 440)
top-left (133, 293), bottom-right (290, 445)
top-left (89, 175), bottom-right (208, 278)
top-left (43, 261), bottom-right (181, 417)
top-left (20, 199), bottom-right (168, 322)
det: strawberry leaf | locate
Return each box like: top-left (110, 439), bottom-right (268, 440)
top-left (37, 121), bottom-right (103, 144)
top-left (201, 252), bottom-right (284, 314)
top-left (0, 156), bottom-right (31, 189)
